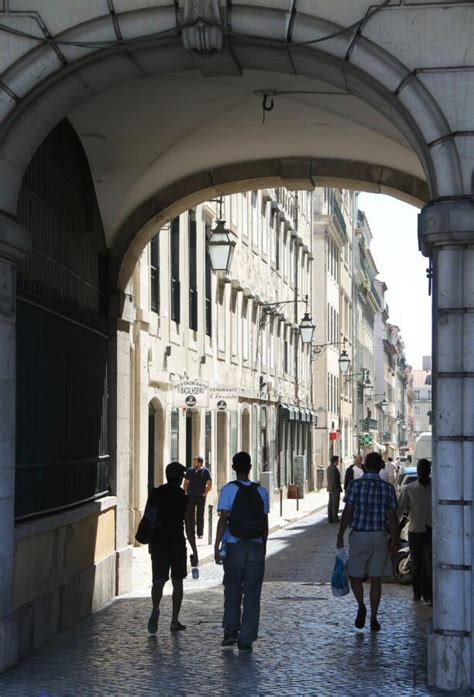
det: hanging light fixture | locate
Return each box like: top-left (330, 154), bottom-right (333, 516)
top-left (363, 380), bottom-right (373, 398)
top-left (299, 312), bottom-right (315, 344)
top-left (381, 397), bottom-right (389, 414)
top-left (207, 220), bottom-right (236, 273)
top-left (338, 349), bottom-right (351, 375)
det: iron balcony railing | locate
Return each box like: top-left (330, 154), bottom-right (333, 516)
top-left (332, 197), bottom-right (347, 239)
top-left (15, 456), bottom-right (110, 521)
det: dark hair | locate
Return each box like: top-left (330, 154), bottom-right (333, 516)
top-left (331, 455), bottom-right (339, 465)
top-left (166, 461), bottom-right (186, 483)
top-left (232, 451), bottom-right (252, 474)
top-left (364, 452), bottom-right (384, 472)
top-left (194, 456), bottom-right (204, 465)
top-left (417, 458), bottom-right (431, 485)
top-left (388, 457), bottom-right (393, 462)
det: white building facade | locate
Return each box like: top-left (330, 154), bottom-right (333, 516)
top-left (130, 188), bottom-right (315, 525)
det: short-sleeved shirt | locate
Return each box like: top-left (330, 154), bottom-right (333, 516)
top-left (398, 480), bottom-right (432, 533)
top-left (344, 473), bottom-right (397, 532)
top-left (218, 480), bottom-right (270, 544)
top-left (148, 483), bottom-right (188, 547)
top-left (185, 466), bottom-right (212, 497)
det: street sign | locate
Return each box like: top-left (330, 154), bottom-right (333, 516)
top-left (359, 433), bottom-right (373, 445)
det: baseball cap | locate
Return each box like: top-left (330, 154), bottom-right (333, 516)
top-left (166, 461), bottom-right (186, 479)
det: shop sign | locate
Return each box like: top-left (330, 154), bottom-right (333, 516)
top-left (173, 378), bottom-right (209, 408)
top-left (210, 386), bottom-right (239, 411)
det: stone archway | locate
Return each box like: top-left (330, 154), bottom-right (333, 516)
top-left (0, 3), bottom-right (473, 690)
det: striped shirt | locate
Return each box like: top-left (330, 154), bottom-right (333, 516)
top-left (344, 473), bottom-right (397, 532)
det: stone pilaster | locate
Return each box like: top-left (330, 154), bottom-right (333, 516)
top-left (418, 198), bottom-right (474, 692)
top-left (0, 211), bottom-right (30, 671)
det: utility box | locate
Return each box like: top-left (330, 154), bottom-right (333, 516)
top-left (293, 455), bottom-right (306, 498)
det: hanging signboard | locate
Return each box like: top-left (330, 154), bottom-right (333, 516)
top-left (173, 378), bottom-right (209, 408)
top-left (209, 386), bottom-right (239, 411)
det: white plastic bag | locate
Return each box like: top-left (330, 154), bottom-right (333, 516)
top-left (331, 548), bottom-right (349, 597)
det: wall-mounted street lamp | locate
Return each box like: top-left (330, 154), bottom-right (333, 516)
top-left (260, 295), bottom-right (315, 345)
top-left (299, 311), bottom-right (315, 344)
top-left (206, 195), bottom-right (237, 274)
top-left (338, 349), bottom-right (351, 375)
top-left (207, 219), bottom-right (236, 273)
top-left (380, 397), bottom-right (389, 414)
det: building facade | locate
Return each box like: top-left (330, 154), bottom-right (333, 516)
top-left (412, 366), bottom-right (433, 438)
top-left (312, 188), bottom-right (355, 479)
top-left (130, 188), bottom-right (315, 525)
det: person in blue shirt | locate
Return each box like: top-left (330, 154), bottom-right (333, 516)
top-left (214, 451), bottom-right (269, 653)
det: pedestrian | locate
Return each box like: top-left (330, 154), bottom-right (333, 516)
top-left (214, 451), bottom-right (269, 653)
top-left (337, 452), bottom-right (400, 631)
top-left (344, 454), bottom-right (364, 492)
top-left (397, 458), bottom-right (432, 605)
top-left (184, 456), bottom-right (212, 539)
top-left (380, 456), bottom-right (397, 485)
top-left (146, 461), bottom-right (189, 634)
top-left (327, 455), bottom-right (342, 523)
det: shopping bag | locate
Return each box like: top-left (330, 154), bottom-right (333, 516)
top-left (331, 548), bottom-right (349, 597)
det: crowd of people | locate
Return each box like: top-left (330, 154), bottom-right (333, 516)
top-left (138, 448), bottom-right (432, 651)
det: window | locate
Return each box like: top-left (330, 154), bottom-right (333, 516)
top-left (217, 284), bottom-right (226, 352)
top-left (231, 291), bottom-right (238, 357)
top-left (188, 210), bottom-right (198, 331)
top-left (205, 411), bottom-right (212, 468)
top-left (150, 234), bottom-right (160, 314)
top-left (205, 224), bottom-right (212, 337)
top-left (242, 298), bottom-right (249, 361)
top-left (170, 408), bottom-right (179, 460)
top-left (170, 217), bottom-right (180, 323)
top-left (275, 216), bottom-right (280, 270)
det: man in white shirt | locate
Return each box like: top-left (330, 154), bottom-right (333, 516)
top-left (397, 458), bottom-right (432, 605)
top-left (380, 457), bottom-right (397, 485)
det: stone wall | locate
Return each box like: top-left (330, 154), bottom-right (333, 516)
top-left (11, 497), bottom-right (117, 662)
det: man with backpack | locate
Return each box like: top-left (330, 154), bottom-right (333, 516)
top-left (214, 451), bottom-right (269, 653)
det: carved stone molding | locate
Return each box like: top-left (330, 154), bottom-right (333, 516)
top-left (182, 0), bottom-right (224, 54)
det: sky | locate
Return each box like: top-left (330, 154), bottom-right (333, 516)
top-left (357, 193), bottom-right (431, 371)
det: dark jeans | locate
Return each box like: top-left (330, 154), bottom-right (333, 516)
top-left (187, 496), bottom-right (206, 537)
top-left (328, 491), bottom-right (340, 522)
top-left (223, 541), bottom-right (265, 644)
top-left (409, 527), bottom-right (432, 601)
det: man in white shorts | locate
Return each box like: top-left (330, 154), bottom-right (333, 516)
top-left (337, 452), bottom-right (400, 631)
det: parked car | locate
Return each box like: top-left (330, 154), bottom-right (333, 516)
top-left (394, 466), bottom-right (417, 496)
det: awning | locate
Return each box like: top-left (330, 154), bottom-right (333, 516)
top-left (304, 408), bottom-right (312, 422)
top-left (280, 404), bottom-right (296, 420)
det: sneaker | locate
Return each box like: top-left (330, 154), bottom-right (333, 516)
top-left (147, 609), bottom-right (159, 634)
top-left (238, 641), bottom-right (253, 653)
top-left (221, 633), bottom-right (237, 649)
top-left (370, 619), bottom-right (381, 632)
top-left (355, 604), bottom-right (366, 629)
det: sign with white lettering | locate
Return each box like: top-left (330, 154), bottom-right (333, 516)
top-left (210, 386), bottom-right (239, 411)
top-left (173, 378), bottom-right (209, 408)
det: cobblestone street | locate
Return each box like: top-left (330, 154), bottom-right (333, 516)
top-left (0, 510), bottom-right (441, 696)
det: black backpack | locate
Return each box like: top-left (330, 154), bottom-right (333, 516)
top-left (228, 481), bottom-right (266, 539)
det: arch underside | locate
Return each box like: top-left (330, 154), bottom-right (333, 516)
top-left (0, 3), bottom-right (467, 283)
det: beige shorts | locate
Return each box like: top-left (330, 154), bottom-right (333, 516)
top-left (346, 531), bottom-right (391, 578)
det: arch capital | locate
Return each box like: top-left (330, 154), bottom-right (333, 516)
top-left (418, 197), bottom-right (474, 256)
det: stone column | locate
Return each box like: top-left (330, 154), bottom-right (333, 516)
top-left (418, 198), bottom-right (474, 692)
top-left (108, 290), bottom-right (135, 596)
top-left (0, 212), bottom-right (30, 671)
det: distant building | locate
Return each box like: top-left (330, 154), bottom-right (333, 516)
top-left (412, 366), bottom-right (432, 436)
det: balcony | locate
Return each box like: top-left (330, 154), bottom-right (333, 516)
top-left (382, 431), bottom-right (392, 442)
top-left (332, 197), bottom-right (347, 240)
top-left (361, 418), bottom-right (378, 431)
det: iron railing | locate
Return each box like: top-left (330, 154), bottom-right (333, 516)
top-left (332, 197), bottom-right (347, 239)
top-left (15, 456), bottom-right (110, 521)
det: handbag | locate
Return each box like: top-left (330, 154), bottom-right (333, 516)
top-left (135, 499), bottom-right (161, 544)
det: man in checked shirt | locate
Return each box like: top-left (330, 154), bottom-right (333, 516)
top-left (337, 452), bottom-right (400, 631)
